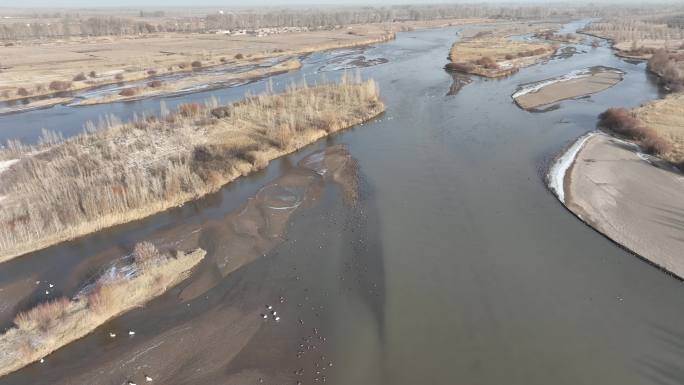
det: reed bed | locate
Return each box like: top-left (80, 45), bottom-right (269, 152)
top-left (0, 75), bottom-right (384, 261)
top-left (0, 243), bottom-right (205, 377)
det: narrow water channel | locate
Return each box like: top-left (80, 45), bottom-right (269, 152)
top-left (1, 21), bottom-right (683, 385)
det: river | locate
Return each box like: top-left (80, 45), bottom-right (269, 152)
top-left (0, 20), bottom-right (683, 385)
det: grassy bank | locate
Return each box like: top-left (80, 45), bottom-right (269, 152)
top-left (0, 75), bottom-right (384, 262)
top-left (0, 243), bottom-right (205, 377)
top-left (77, 58), bottom-right (303, 106)
top-left (446, 32), bottom-right (554, 78)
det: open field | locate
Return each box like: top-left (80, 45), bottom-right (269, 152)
top-left (0, 243), bottom-right (205, 377)
top-left (76, 58), bottom-right (303, 106)
top-left (559, 133), bottom-right (684, 279)
top-left (0, 76), bottom-right (384, 262)
top-left (446, 23), bottom-right (556, 78)
top-left (0, 18), bottom-right (487, 107)
top-left (582, 17), bottom-right (684, 59)
top-left (513, 67), bottom-right (623, 110)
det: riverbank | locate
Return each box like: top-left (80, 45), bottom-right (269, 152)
top-left (550, 132), bottom-right (684, 278)
top-left (513, 66), bottom-right (624, 110)
top-left (0, 18), bottom-right (489, 109)
top-left (0, 77), bottom-right (384, 262)
top-left (75, 58), bottom-right (303, 106)
top-left (0, 243), bottom-right (205, 377)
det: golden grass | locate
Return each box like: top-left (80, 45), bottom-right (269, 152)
top-left (448, 36), bottom-right (554, 78)
top-left (0, 75), bottom-right (384, 262)
top-left (0, 243), bottom-right (205, 377)
top-left (632, 92), bottom-right (684, 165)
top-left (78, 58), bottom-right (303, 106)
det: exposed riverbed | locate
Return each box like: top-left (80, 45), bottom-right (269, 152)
top-left (0, 20), bottom-right (683, 385)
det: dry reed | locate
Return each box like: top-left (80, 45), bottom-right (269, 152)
top-left (0, 75), bottom-right (384, 261)
top-left (0, 243), bottom-right (205, 377)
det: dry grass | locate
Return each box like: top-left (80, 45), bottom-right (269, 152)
top-left (0, 75), bottom-right (384, 261)
top-left (448, 34), bottom-right (554, 78)
top-left (598, 107), bottom-right (679, 163)
top-left (0, 243), bottom-right (205, 377)
top-left (631, 93), bottom-right (684, 166)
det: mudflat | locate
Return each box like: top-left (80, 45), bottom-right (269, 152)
top-left (514, 67), bottom-right (623, 110)
top-left (565, 133), bottom-right (684, 278)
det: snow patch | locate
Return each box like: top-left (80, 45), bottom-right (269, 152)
top-left (513, 67), bottom-right (623, 99)
top-left (548, 132), bottom-right (596, 203)
top-left (0, 159), bottom-right (18, 175)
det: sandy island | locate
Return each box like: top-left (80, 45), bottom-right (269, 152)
top-left (513, 67), bottom-right (624, 110)
top-left (550, 132), bottom-right (684, 278)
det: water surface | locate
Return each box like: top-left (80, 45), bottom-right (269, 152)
top-left (0, 22), bottom-right (683, 385)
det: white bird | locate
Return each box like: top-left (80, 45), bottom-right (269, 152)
top-left (39, 358), bottom-right (45, 363)
top-left (49, 283), bottom-right (54, 288)
top-left (128, 330), bottom-right (136, 336)
top-left (271, 311), bottom-right (277, 316)
top-left (127, 382), bottom-right (137, 385)
top-left (261, 314), bottom-right (268, 319)
top-left (275, 316), bottom-right (280, 322)
top-left (109, 332), bottom-right (116, 338)
top-left (266, 305), bottom-right (273, 310)
top-left (145, 375), bottom-right (153, 382)
top-left (45, 290), bottom-right (49, 295)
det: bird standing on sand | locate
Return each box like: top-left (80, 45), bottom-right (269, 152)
top-left (145, 375), bottom-right (153, 382)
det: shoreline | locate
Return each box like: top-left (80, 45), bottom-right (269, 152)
top-left (512, 67), bottom-right (624, 110)
top-left (0, 245), bottom-right (206, 377)
top-left (0, 80), bottom-right (385, 263)
top-left (547, 132), bottom-right (684, 279)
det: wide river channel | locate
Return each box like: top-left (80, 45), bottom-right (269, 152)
top-left (1, 20), bottom-right (683, 385)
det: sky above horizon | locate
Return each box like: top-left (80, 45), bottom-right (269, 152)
top-left (0, 0), bottom-right (673, 7)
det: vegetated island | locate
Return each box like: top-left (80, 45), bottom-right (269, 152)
top-left (445, 28), bottom-right (556, 78)
top-left (512, 66), bottom-right (624, 111)
top-left (548, 49), bottom-right (684, 278)
top-left (74, 58), bottom-right (303, 106)
top-left (0, 75), bottom-right (385, 263)
top-left (0, 242), bottom-right (205, 377)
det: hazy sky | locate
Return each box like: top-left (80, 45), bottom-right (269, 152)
top-left (1, 0), bottom-right (665, 7)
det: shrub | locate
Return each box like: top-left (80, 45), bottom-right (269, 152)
top-left (639, 129), bottom-right (673, 155)
top-left (16, 87), bottom-right (29, 97)
top-left (133, 241), bottom-right (159, 263)
top-left (49, 80), bottom-right (72, 91)
top-left (177, 103), bottom-right (203, 117)
top-left (235, 53), bottom-right (244, 60)
top-left (475, 56), bottom-right (498, 69)
top-left (210, 106), bottom-right (231, 118)
top-left (114, 73), bottom-right (124, 81)
top-left (147, 69), bottom-right (157, 75)
top-left (14, 297), bottom-right (71, 331)
top-left (147, 80), bottom-right (163, 88)
top-left (0, 90), bottom-right (9, 98)
top-left (191, 60), bottom-right (202, 68)
top-left (73, 73), bottom-right (86, 81)
top-left (598, 108), bottom-right (642, 138)
top-left (178, 62), bottom-right (190, 69)
top-left (35, 84), bottom-right (44, 92)
top-left (89, 71), bottom-right (97, 78)
top-left (220, 57), bottom-right (227, 63)
top-left (504, 54), bottom-right (515, 60)
top-left (118, 88), bottom-right (138, 97)
top-left (445, 62), bottom-right (475, 73)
